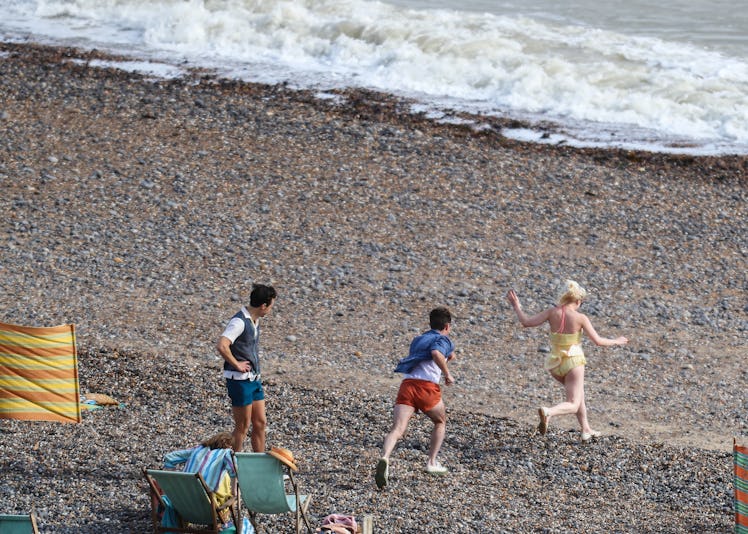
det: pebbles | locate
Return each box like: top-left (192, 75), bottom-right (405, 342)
top-left (0, 42), bottom-right (745, 532)
top-left (0, 348), bottom-right (735, 532)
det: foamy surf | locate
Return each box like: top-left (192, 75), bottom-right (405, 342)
top-left (1, 0), bottom-right (747, 154)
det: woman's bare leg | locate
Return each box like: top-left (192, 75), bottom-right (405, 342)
top-left (574, 384), bottom-right (592, 434)
top-left (545, 366), bottom-right (587, 430)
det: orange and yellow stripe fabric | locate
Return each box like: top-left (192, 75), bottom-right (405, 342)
top-left (0, 321), bottom-right (81, 423)
top-left (736, 439), bottom-right (748, 534)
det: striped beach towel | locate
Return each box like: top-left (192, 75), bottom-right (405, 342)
top-left (0, 321), bottom-right (81, 423)
top-left (736, 439), bottom-right (748, 534)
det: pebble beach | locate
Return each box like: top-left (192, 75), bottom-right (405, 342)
top-left (0, 42), bottom-right (745, 532)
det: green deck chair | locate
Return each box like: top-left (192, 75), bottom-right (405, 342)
top-left (233, 453), bottom-right (312, 534)
top-left (0, 511), bottom-right (40, 534)
top-left (144, 468), bottom-right (238, 534)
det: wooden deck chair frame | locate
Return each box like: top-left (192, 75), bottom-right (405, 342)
top-left (144, 468), bottom-right (238, 534)
top-left (233, 452), bottom-right (313, 534)
top-left (0, 510), bottom-right (40, 534)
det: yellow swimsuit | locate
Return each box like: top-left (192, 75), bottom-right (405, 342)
top-left (545, 306), bottom-right (586, 378)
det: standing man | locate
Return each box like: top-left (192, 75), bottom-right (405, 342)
top-left (216, 283), bottom-right (277, 452)
top-left (375, 306), bottom-right (456, 489)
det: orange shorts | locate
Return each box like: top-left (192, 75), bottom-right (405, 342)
top-left (395, 379), bottom-right (442, 412)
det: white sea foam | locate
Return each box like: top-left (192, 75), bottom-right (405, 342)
top-left (1, 0), bottom-right (747, 154)
top-left (67, 58), bottom-right (185, 79)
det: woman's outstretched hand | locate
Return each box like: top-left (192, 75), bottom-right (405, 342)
top-left (506, 289), bottom-right (520, 309)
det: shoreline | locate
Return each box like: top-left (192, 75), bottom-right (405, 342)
top-left (7, 40), bottom-right (748, 162)
top-left (0, 38), bottom-right (745, 531)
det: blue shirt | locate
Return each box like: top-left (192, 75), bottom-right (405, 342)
top-left (393, 330), bottom-right (454, 374)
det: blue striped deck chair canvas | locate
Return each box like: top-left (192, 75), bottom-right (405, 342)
top-left (0, 322), bottom-right (81, 423)
top-left (736, 438), bottom-right (748, 534)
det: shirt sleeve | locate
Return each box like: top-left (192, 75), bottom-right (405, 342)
top-left (430, 336), bottom-right (453, 358)
top-left (220, 317), bottom-right (246, 343)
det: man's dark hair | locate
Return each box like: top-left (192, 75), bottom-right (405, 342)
top-left (429, 306), bottom-right (452, 331)
top-left (249, 284), bottom-right (277, 307)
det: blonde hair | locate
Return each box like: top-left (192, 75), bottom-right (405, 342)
top-left (557, 279), bottom-right (587, 306)
top-left (201, 432), bottom-right (233, 450)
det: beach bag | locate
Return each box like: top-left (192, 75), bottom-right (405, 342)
top-left (319, 513), bottom-right (358, 534)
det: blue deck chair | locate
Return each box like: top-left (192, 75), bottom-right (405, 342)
top-left (144, 468), bottom-right (238, 534)
top-left (233, 452), bottom-right (312, 534)
top-left (0, 511), bottom-right (40, 534)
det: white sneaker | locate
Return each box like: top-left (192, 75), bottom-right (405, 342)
top-left (581, 430), bottom-right (601, 442)
top-left (425, 462), bottom-right (448, 475)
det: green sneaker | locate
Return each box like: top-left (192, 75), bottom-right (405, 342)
top-left (375, 458), bottom-right (389, 489)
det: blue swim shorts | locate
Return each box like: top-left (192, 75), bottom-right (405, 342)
top-left (226, 379), bottom-right (265, 407)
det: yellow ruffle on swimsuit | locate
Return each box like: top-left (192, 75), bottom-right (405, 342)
top-left (545, 331), bottom-right (586, 377)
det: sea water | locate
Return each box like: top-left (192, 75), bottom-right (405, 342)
top-left (1, 0), bottom-right (747, 155)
